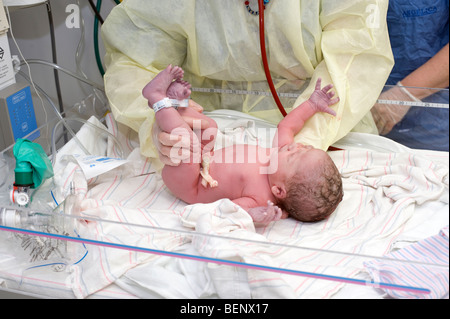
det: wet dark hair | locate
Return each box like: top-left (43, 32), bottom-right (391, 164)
top-left (280, 155), bottom-right (343, 222)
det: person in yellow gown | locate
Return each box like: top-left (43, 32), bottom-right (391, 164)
top-left (102, 0), bottom-right (394, 162)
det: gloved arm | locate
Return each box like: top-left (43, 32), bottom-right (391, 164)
top-left (371, 82), bottom-right (417, 135)
top-left (371, 43), bottom-right (449, 135)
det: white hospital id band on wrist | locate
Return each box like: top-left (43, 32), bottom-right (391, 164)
top-left (152, 98), bottom-right (190, 112)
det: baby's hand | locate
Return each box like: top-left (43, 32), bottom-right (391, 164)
top-left (308, 78), bottom-right (339, 116)
top-left (248, 201), bottom-right (283, 226)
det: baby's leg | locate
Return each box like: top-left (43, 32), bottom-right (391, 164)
top-left (158, 106), bottom-right (205, 200)
top-left (143, 66), bottom-right (193, 146)
top-left (143, 66), bottom-right (210, 199)
top-left (161, 109), bottom-right (218, 199)
top-left (178, 107), bottom-right (218, 154)
top-left (177, 107), bottom-right (219, 188)
top-left (157, 105), bottom-right (205, 200)
top-left (166, 79), bottom-right (216, 149)
top-left (162, 162), bottom-right (202, 203)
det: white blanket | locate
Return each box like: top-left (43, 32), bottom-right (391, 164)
top-left (49, 113), bottom-right (448, 299)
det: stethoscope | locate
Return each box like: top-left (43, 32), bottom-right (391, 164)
top-left (257, 0), bottom-right (288, 117)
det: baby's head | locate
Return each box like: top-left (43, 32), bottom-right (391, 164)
top-left (269, 143), bottom-right (343, 222)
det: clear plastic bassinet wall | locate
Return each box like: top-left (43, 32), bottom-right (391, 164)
top-left (0, 86), bottom-right (449, 299)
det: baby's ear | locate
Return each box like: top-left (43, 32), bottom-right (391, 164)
top-left (271, 185), bottom-right (287, 199)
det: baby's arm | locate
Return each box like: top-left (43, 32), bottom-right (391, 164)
top-left (233, 198), bottom-right (284, 226)
top-left (274, 78), bottom-right (339, 148)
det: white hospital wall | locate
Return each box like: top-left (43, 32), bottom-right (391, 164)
top-left (4, 0), bottom-right (115, 135)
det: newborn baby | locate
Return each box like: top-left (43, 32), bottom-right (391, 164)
top-left (143, 65), bottom-right (343, 225)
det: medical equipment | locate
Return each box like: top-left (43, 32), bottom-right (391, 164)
top-left (0, 83), bottom-right (39, 150)
top-left (10, 138), bottom-right (53, 207)
top-left (191, 86), bottom-right (449, 110)
top-left (257, 0), bottom-right (287, 117)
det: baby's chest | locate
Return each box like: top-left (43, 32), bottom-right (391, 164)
top-left (223, 166), bottom-right (271, 206)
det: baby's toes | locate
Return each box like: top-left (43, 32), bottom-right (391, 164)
top-left (171, 66), bottom-right (184, 79)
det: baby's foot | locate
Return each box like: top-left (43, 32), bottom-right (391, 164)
top-left (167, 80), bottom-right (191, 100)
top-left (142, 65), bottom-right (184, 106)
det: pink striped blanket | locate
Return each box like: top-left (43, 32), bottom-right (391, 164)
top-left (26, 113), bottom-right (448, 298)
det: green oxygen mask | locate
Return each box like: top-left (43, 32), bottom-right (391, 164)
top-left (13, 139), bottom-right (54, 189)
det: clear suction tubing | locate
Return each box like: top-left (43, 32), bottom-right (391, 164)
top-left (0, 207), bottom-right (67, 231)
top-left (1, 181), bottom-right (79, 233)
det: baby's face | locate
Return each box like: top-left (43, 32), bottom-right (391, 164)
top-left (271, 143), bottom-right (327, 181)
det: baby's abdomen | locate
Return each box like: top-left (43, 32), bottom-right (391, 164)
top-left (193, 148), bottom-right (259, 203)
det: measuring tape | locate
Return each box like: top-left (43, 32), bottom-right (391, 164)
top-left (376, 99), bottom-right (449, 109)
top-left (192, 87), bottom-right (299, 99)
top-left (191, 87), bottom-right (449, 109)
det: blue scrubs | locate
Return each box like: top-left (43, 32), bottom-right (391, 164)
top-left (384, 0), bottom-right (449, 151)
